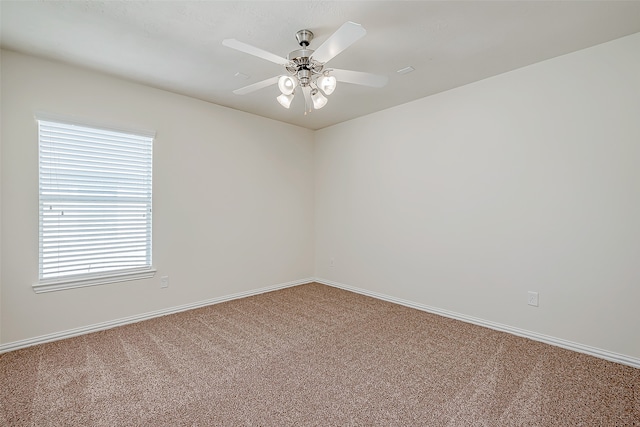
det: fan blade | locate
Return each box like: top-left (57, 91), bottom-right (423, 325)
top-left (233, 76), bottom-right (280, 95)
top-left (331, 69), bottom-right (388, 88)
top-left (222, 39), bottom-right (289, 65)
top-left (302, 86), bottom-right (312, 113)
top-left (311, 21), bottom-right (366, 64)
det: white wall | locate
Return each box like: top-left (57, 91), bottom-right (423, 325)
top-left (0, 50), bottom-right (315, 344)
top-left (3, 32), bottom-right (640, 362)
top-left (315, 33), bottom-right (640, 359)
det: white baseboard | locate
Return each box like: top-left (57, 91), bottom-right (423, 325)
top-left (4, 277), bottom-right (639, 369)
top-left (313, 277), bottom-right (640, 369)
top-left (0, 277), bottom-right (314, 354)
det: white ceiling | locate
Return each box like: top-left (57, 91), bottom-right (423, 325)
top-left (2, 1), bottom-right (640, 130)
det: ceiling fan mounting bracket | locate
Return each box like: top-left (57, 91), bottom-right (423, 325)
top-left (295, 29), bottom-right (314, 47)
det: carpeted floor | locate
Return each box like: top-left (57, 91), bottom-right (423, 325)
top-left (1, 283), bottom-right (638, 426)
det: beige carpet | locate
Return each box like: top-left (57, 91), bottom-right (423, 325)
top-left (1, 283), bottom-right (638, 426)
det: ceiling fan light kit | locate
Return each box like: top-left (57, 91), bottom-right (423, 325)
top-left (317, 73), bottom-right (337, 96)
top-left (311, 88), bottom-right (328, 109)
top-left (223, 21), bottom-right (388, 115)
top-left (276, 93), bottom-right (294, 109)
top-left (278, 75), bottom-right (296, 95)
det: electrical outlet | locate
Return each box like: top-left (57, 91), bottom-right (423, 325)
top-left (527, 291), bottom-right (539, 307)
top-left (329, 257), bottom-right (335, 268)
top-left (160, 276), bottom-right (169, 289)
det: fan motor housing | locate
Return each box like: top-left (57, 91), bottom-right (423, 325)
top-left (288, 44), bottom-right (324, 87)
top-left (288, 48), bottom-right (313, 63)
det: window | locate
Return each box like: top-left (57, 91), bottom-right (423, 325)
top-left (35, 117), bottom-right (155, 293)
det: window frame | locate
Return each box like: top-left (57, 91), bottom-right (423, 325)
top-left (34, 113), bottom-right (156, 293)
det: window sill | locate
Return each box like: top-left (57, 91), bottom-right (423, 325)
top-left (33, 267), bottom-right (157, 294)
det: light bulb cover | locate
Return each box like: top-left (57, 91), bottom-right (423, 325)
top-left (278, 76), bottom-right (296, 95)
top-left (318, 74), bottom-right (337, 96)
top-left (277, 93), bottom-right (294, 109)
top-left (310, 89), bottom-right (328, 109)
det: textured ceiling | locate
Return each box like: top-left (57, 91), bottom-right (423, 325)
top-left (2, 1), bottom-right (640, 130)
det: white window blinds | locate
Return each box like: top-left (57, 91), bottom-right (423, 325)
top-left (38, 119), bottom-right (153, 282)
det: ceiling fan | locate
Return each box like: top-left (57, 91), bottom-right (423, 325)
top-left (222, 21), bottom-right (388, 114)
